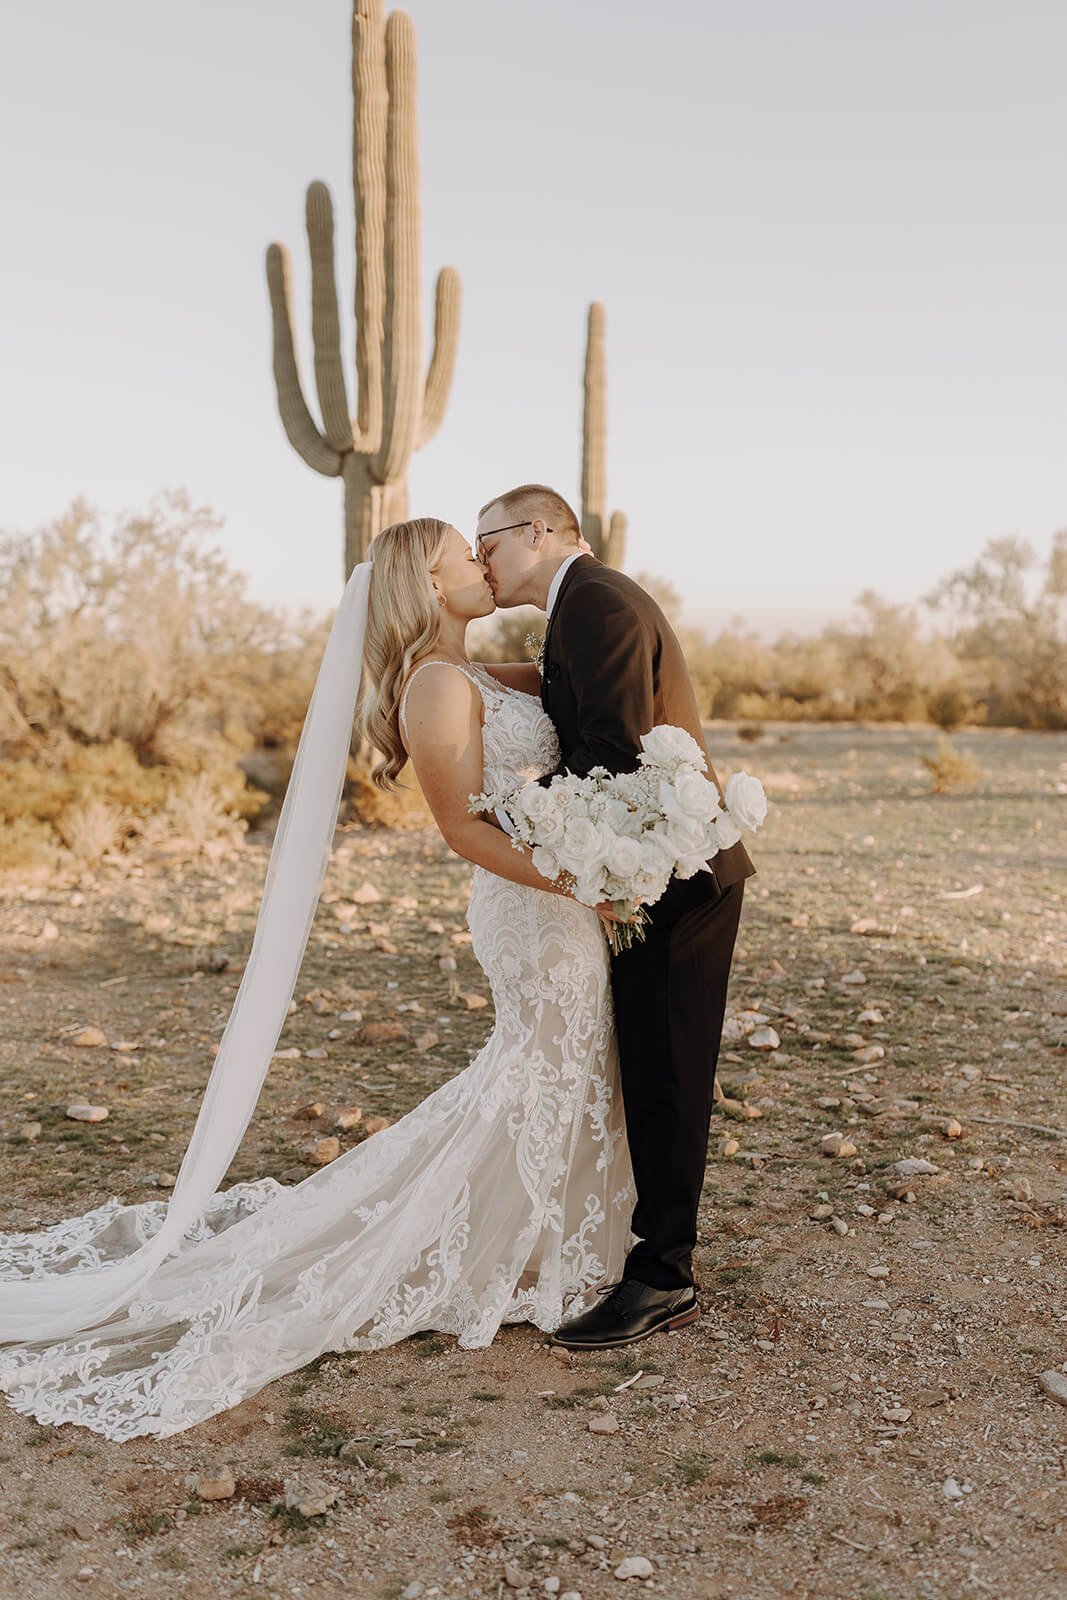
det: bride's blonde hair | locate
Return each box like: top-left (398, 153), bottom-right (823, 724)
top-left (360, 517), bottom-right (452, 790)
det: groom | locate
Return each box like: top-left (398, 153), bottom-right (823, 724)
top-left (476, 484), bottom-right (755, 1349)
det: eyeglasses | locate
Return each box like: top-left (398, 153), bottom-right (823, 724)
top-left (476, 520), bottom-right (553, 552)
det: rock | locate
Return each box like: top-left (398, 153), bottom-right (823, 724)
top-left (305, 1047), bottom-right (329, 1061)
top-left (335, 1106), bottom-right (363, 1129)
top-left (852, 1045), bottom-right (885, 1065)
top-left (19, 1122), bottom-right (42, 1141)
top-left (401, 1584), bottom-right (425, 1600)
top-left (355, 1021), bottom-right (410, 1047)
top-left (414, 1030), bottom-right (439, 1053)
top-left (631, 1373), bottom-right (665, 1390)
top-left (856, 1203), bottom-right (876, 1217)
top-left (942, 1117), bottom-right (964, 1139)
top-left (460, 992), bottom-right (489, 1010)
top-left (504, 1562), bottom-right (532, 1588)
top-left (1037, 1370), bottom-right (1067, 1408)
top-left (913, 1388), bottom-right (949, 1408)
top-left (614, 1556), bottom-right (654, 1580)
top-left (197, 1464), bottom-right (236, 1501)
top-left (363, 1115), bottom-right (391, 1136)
top-left (831, 1216), bottom-right (849, 1236)
top-left (74, 1568), bottom-right (94, 1583)
top-left (810, 1203), bottom-right (834, 1220)
top-left (718, 1136), bottom-right (741, 1158)
top-left (857, 1007), bottom-right (884, 1024)
top-left (862, 1298), bottom-right (891, 1311)
top-left (885, 1157), bottom-right (940, 1180)
top-left (291, 1101), bottom-right (326, 1121)
top-left (866, 1264), bottom-right (891, 1280)
top-left (747, 1026), bottom-right (780, 1052)
top-left (338, 1009), bottom-right (364, 1024)
top-left (284, 1479), bottom-right (341, 1517)
top-left (585, 1534), bottom-right (608, 1550)
top-left (840, 969), bottom-right (866, 986)
top-left (72, 1028), bottom-right (107, 1048)
top-left (65, 1103), bottom-right (109, 1123)
top-left (588, 1413), bottom-right (620, 1434)
top-left (306, 1137), bottom-right (340, 1166)
top-left (39, 919), bottom-right (59, 941)
top-left (153, 1172), bottom-right (177, 1188)
top-left (820, 1132), bottom-right (858, 1158)
top-left (942, 1477), bottom-right (967, 1500)
top-left (882, 1406), bottom-right (911, 1423)
top-left (280, 1165), bottom-right (310, 1183)
top-left (273, 1047), bottom-right (301, 1060)
top-left (1005, 1177), bottom-right (1033, 1203)
top-left (817, 1096), bottom-right (841, 1109)
top-left (111, 1040), bottom-right (140, 1053)
top-left (352, 881), bottom-right (383, 904)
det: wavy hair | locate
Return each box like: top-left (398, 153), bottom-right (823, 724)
top-left (359, 517), bottom-right (451, 790)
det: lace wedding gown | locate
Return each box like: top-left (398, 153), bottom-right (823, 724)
top-left (0, 659), bottom-right (635, 1440)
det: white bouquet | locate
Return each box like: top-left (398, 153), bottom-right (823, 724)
top-left (469, 724), bottom-right (767, 952)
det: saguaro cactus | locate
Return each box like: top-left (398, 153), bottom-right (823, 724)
top-left (580, 302), bottom-right (627, 570)
top-left (266, 0), bottom-right (461, 577)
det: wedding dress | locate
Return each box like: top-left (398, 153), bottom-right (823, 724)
top-left (0, 653), bottom-right (635, 1440)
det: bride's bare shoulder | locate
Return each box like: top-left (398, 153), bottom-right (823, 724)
top-left (400, 658), bottom-right (483, 723)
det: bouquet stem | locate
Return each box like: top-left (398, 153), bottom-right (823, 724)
top-left (605, 902), bottom-right (652, 954)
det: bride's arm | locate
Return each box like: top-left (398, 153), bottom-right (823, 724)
top-left (401, 666), bottom-right (566, 896)
top-left (477, 662), bottom-right (541, 696)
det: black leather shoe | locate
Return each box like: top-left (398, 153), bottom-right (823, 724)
top-left (550, 1278), bottom-right (699, 1350)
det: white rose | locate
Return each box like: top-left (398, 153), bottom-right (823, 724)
top-left (605, 833), bottom-right (643, 880)
top-left (531, 845), bottom-right (561, 881)
top-left (664, 812), bottom-right (708, 859)
top-left (725, 771), bottom-right (767, 831)
top-left (672, 770), bottom-right (719, 821)
top-left (562, 816), bottom-right (609, 874)
top-left (675, 853), bottom-right (714, 881)
top-left (638, 724), bottom-right (708, 771)
top-left (711, 806), bottom-right (742, 850)
top-left (535, 810), bottom-right (566, 849)
top-left (516, 783), bottom-right (554, 823)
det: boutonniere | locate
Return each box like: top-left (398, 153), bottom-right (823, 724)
top-left (525, 629), bottom-right (547, 675)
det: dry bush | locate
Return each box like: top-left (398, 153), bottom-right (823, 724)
top-left (55, 796), bottom-right (131, 864)
top-left (344, 756), bottom-right (432, 830)
top-left (0, 493), bottom-right (321, 869)
top-left (921, 736), bottom-right (981, 793)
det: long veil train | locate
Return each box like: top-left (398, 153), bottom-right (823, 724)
top-left (0, 561), bottom-right (373, 1343)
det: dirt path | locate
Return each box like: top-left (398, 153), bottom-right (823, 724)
top-left (1, 723), bottom-right (1065, 1599)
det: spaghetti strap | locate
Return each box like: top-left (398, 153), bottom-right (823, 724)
top-left (398, 658), bottom-right (486, 738)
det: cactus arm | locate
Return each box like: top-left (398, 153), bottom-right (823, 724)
top-left (305, 182), bottom-right (356, 452)
top-left (265, 243), bottom-right (343, 477)
top-left (604, 509), bottom-right (628, 571)
top-left (374, 9), bottom-right (423, 486)
top-left (581, 301), bottom-right (607, 553)
top-left (417, 266), bottom-right (461, 448)
top-left (352, 0), bottom-right (387, 451)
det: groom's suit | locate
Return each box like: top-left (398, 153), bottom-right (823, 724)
top-left (539, 553), bottom-right (756, 1291)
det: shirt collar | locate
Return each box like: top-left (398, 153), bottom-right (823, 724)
top-left (546, 551), bottom-right (587, 618)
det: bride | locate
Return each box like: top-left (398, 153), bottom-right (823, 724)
top-left (0, 517), bottom-right (637, 1441)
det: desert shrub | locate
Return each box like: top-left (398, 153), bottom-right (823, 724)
top-left (921, 736), bottom-right (981, 793)
top-left (345, 756), bottom-right (432, 830)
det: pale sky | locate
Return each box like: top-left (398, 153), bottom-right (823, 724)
top-left (1, 0), bottom-right (1064, 634)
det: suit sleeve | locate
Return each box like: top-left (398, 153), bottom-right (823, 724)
top-left (543, 586), bottom-right (654, 780)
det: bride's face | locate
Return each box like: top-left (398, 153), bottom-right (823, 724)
top-left (430, 526), bottom-right (496, 622)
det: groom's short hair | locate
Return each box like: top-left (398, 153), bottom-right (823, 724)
top-left (479, 484), bottom-right (582, 547)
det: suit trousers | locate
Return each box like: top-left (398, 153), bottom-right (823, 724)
top-left (609, 869), bottom-right (745, 1291)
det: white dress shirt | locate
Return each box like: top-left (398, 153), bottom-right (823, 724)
top-left (495, 550), bottom-right (591, 838)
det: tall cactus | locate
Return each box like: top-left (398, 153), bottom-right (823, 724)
top-left (266, 0), bottom-right (461, 577)
top-left (580, 302), bottom-right (627, 570)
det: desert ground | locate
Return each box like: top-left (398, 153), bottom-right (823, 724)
top-left (1, 722), bottom-right (1064, 1600)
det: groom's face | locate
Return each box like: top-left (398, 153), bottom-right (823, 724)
top-left (475, 504), bottom-right (543, 608)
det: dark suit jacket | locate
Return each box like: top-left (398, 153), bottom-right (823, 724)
top-left (538, 554), bottom-right (755, 890)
